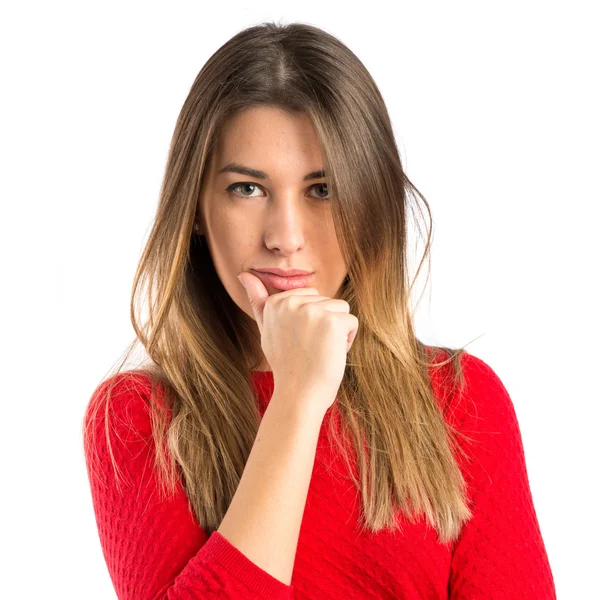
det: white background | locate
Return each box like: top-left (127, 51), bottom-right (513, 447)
top-left (1, 1), bottom-right (597, 598)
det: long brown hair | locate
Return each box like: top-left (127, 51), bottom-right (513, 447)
top-left (83, 20), bottom-right (480, 545)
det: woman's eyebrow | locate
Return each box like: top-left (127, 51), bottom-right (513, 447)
top-left (217, 162), bottom-right (326, 181)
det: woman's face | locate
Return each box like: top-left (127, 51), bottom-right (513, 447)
top-left (197, 106), bottom-right (348, 349)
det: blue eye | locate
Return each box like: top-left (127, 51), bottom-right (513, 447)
top-left (225, 182), bottom-right (330, 201)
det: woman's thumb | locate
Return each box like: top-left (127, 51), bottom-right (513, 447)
top-left (237, 271), bottom-right (268, 329)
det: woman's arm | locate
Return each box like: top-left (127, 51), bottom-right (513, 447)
top-left (83, 373), bottom-right (325, 599)
top-left (217, 390), bottom-right (326, 586)
top-left (448, 354), bottom-right (557, 599)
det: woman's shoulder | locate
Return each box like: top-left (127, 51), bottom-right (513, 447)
top-left (427, 347), bottom-right (515, 426)
top-left (83, 369), bottom-right (167, 441)
top-left (454, 350), bottom-right (514, 414)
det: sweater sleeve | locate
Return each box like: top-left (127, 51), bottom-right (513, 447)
top-left (82, 373), bottom-right (294, 600)
top-left (447, 354), bottom-right (556, 599)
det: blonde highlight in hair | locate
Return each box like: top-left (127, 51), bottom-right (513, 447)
top-left (83, 20), bottom-right (480, 545)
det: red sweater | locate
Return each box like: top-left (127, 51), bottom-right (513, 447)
top-left (83, 351), bottom-right (556, 599)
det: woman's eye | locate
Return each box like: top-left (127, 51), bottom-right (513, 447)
top-left (226, 182), bottom-right (330, 201)
top-left (227, 183), bottom-right (262, 197)
top-left (311, 183), bottom-right (329, 200)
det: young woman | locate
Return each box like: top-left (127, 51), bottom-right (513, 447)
top-left (82, 21), bottom-right (556, 599)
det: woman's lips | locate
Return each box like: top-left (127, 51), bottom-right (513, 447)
top-left (250, 269), bottom-right (314, 291)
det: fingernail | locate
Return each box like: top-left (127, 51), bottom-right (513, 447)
top-left (237, 275), bottom-right (246, 288)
